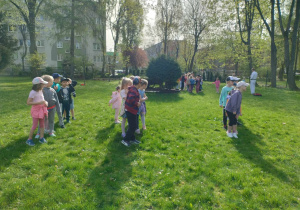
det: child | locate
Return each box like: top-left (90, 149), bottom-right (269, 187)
top-left (120, 78), bottom-right (133, 137)
top-left (225, 81), bottom-right (249, 138)
top-left (189, 75), bottom-right (195, 93)
top-left (121, 77), bottom-right (141, 147)
top-left (212, 77), bottom-right (221, 93)
top-left (52, 73), bottom-right (64, 128)
top-left (26, 77), bottom-right (48, 146)
top-left (136, 79), bottom-right (148, 133)
top-left (57, 77), bottom-right (75, 123)
top-left (199, 75), bottom-right (203, 91)
top-left (109, 86), bottom-right (122, 123)
top-left (186, 74), bottom-right (191, 91)
top-left (195, 75), bottom-right (200, 93)
top-left (219, 76), bottom-right (235, 130)
top-left (36, 75), bottom-right (64, 138)
top-left (64, 78), bottom-right (77, 120)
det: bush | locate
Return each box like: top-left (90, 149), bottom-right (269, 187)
top-left (146, 55), bottom-right (181, 89)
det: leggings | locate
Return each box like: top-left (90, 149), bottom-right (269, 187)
top-left (32, 118), bottom-right (45, 130)
top-left (226, 111), bottom-right (237, 126)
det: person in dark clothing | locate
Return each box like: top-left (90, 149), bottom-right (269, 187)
top-left (121, 77), bottom-right (141, 147)
top-left (57, 77), bottom-right (75, 123)
top-left (180, 74), bottom-right (185, 90)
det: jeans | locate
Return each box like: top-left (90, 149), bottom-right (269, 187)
top-left (124, 111), bottom-right (137, 142)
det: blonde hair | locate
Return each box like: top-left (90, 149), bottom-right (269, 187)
top-left (121, 77), bottom-right (132, 90)
top-left (41, 75), bottom-right (54, 82)
top-left (140, 79), bottom-right (148, 86)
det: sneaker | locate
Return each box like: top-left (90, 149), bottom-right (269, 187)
top-left (227, 131), bottom-right (233, 138)
top-left (35, 134), bottom-right (40, 139)
top-left (142, 126), bottom-right (147, 130)
top-left (39, 138), bottom-right (47, 144)
top-left (60, 125), bottom-right (65, 128)
top-left (131, 139), bottom-right (141, 144)
top-left (121, 133), bottom-right (126, 138)
top-left (115, 120), bottom-right (121, 124)
top-left (26, 139), bottom-right (35, 146)
top-left (121, 140), bottom-right (131, 147)
top-left (232, 133), bottom-right (238, 138)
top-left (72, 117), bottom-right (76, 120)
top-left (135, 129), bottom-right (140, 134)
top-left (66, 120), bottom-right (71, 124)
top-left (49, 133), bottom-right (56, 137)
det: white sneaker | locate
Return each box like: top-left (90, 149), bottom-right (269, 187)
top-left (35, 134), bottom-right (40, 139)
top-left (227, 131), bottom-right (233, 138)
top-left (135, 129), bottom-right (140, 134)
top-left (232, 133), bottom-right (238, 138)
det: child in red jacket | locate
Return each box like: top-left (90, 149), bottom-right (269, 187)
top-left (121, 77), bottom-right (141, 147)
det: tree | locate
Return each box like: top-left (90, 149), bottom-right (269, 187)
top-left (183, 0), bottom-right (210, 72)
top-left (235, 0), bottom-right (257, 79)
top-left (8, 0), bottom-right (45, 54)
top-left (146, 54), bottom-right (181, 89)
top-left (277, 0), bottom-right (299, 90)
top-left (155, 0), bottom-right (182, 55)
top-left (256, 0), bottom-right (277, 87)
top-left (0, 11), bottom-right (19, 71)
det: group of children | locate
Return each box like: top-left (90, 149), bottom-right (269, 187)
top-left (109, 76), bottom-right (149, 147)
top-left (180, 73), bottom-right (203, 93)
top-left (26, 73), bottom-right (77, 146)
top-left (219, 76), bottom-right (249, 139)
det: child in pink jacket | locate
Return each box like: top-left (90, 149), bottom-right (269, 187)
top-left (212, 77), bottom-right (221, 93)
top-left (109, 86), bottom-right (122, 123)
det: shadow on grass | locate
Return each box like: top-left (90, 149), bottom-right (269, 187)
top-left (0, 136), bottom-right (40, 171)
top-left (232, 125), bottom-right (293, 184)
top-left (86, 132), bottom-right (137, 208)
top-left (95, 123), bottom-right (116, 143)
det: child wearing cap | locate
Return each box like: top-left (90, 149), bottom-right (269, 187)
top-left (225, 81), bottom-right (249, 138)
top-left (57, 77), bottom-right (75, 123)
top-left (121, 76), bottom-right (141, 147)
top-left (219, 76), bottom-right (235, 130)
top-left (26, 77), bottom-right (49, 146)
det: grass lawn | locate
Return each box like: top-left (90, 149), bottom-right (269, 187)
top-left (0, 76), bottom-right (299, 209)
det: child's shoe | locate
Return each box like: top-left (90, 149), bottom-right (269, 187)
top-left (142, 126), bottom-right (146, 130)
top-left (26, 139), bottom-right (35, 146)
top-left (131, 139), bottom-right (141, 144)
top-left (227, 131), bottom-right (233, 138)
top-left (121, 140), bottom-right (131, 147)
top-left (49, 133), bottom-right (56, 137)
top-left (135, 129), bottom-right (140, 134)
top-left (60, 125), bottom-right (65, 128)
top-left (121, 133), bottom-right (126, 138)
top-left (232, 133), bottom-right (238, 139)
top-left (35, 133), bottom-right (40, 139)
top-left (72, 117), bottom-right (76, 120)
top-left (39, 138), bottom-right (47, 144)
top-left (115, 120), bottom-right (121, 124)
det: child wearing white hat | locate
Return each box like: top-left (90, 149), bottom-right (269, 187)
top-left (225, 81), bottom-right (249, 138)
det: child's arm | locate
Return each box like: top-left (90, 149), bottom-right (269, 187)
top-left (27, 98), bottom-right (47, 106)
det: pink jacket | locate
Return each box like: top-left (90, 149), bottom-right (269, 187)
top-left (213, 80), bottom-right (220, 88)
top-left (31, 104), bottom-right (48, 119)
top-left (109, 91), bottom-right (122, 109)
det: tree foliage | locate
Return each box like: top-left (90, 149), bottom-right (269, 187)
top-left (0, 11), bottom-right (19, 71)
top-left (146, 55), bottom-right (181, 89)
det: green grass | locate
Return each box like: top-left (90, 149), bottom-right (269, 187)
top-left (0, 76), bottom-right (299, 209)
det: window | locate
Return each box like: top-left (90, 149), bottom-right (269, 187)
top-left (57, 54), bottom-right (63, 61)
top-left (75, 43), bottom-right (81, 49)
top-left (36, 40), bottom-right (45, 47)
top-left (57, 41), bottom-right (63, 48)
top-left (93, 43), bottom-right (100, 50)
top-left (65, 37), bottom-right (70, 41)
top-left (26, 40), bottom-right (31, 47)
top-left (19, 40), bottom-right (23, 46)
top-left (94, 56), bottom-right (97, 62)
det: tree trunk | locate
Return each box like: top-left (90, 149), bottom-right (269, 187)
top-left (28, 2), bottom-right (37, 54)
top-left (278, 63), bottom-right (284, 81)
top-left (270, 38), bottom-right (277, 87)
top-left (70, 0), bottom-right (75, 78)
